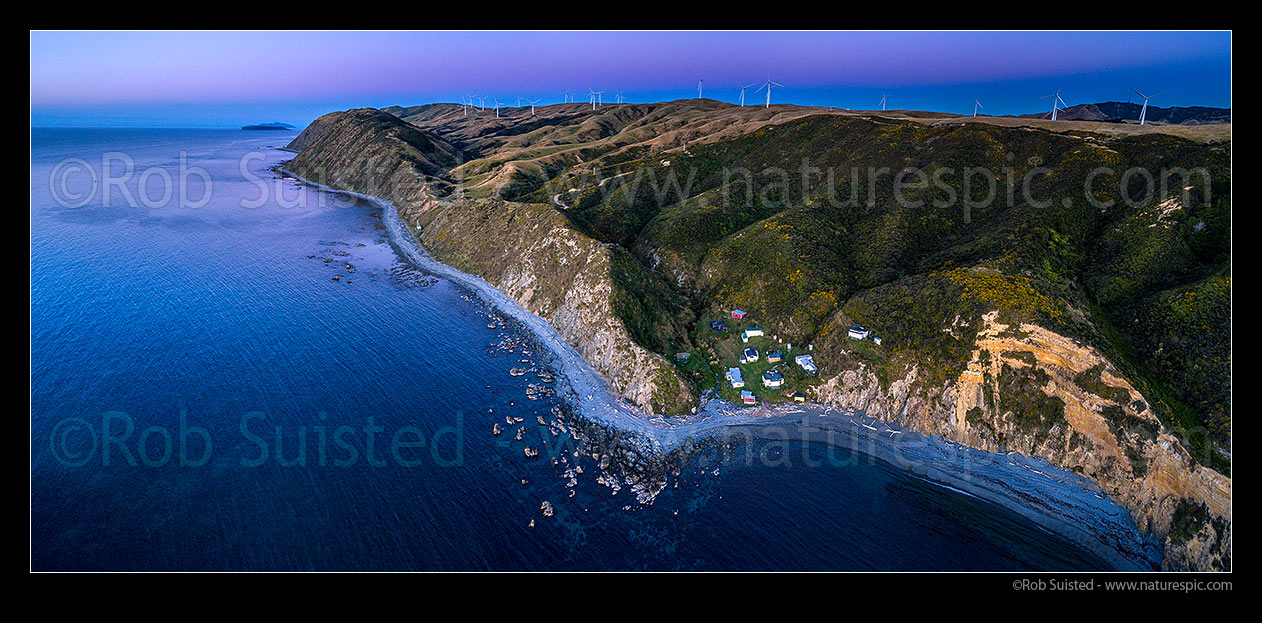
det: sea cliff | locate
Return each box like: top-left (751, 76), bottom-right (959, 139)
top-left (286, 109), bottom-right (696, 417)
top-left (285, 105), bottom-right (1230, 571)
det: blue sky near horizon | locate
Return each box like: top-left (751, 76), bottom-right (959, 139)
top-left (30, 31), bottom-right (1231, 128)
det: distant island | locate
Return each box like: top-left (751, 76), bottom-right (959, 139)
top-left (241, 122), bottom-right (296, 131)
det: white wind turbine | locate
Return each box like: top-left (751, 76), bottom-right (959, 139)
top-left (697, 78), bottom-right (704, 99)
top-left (1040, 88), bottom-right (1067, 121)
top-left (880, 93), bottom-right (888, 111)
top-left (1129, 87), bottom-right (1164, 126)
top-left (527, 97), bottom-right (541, 116)
top-left (737, 82), bottom-right (756, 106)
top-left (756, 78), bottom-right (783, 109)
top-left (515, 96), bottom-right (525, 108)
top-left (615, 90), bottom-right (624, 104)
top-left (970, 99), bottom-right (983, 117)
top-left (476, 95), bottom-right (488, 111)
top-left (492, 97), bottom-right (502, 118)
top-left (588, 89), bottom-right (603, 110)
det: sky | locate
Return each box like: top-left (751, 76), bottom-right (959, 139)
top-left (30, 30), bottom-right (1232, 128)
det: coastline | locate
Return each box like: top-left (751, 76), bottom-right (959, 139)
top-left (279, 166), bottom-right (1163, 571)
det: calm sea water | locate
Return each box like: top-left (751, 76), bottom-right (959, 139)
top-left (30, 128), bottom-right (1115, 571)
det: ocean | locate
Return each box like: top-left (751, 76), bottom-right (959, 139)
top-left (30, 127), bottom-right (1120, 571)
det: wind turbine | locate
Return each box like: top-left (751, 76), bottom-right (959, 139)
top-left (755, 78), bottom-right (783, 109)
top-left (737, 82), bottom-right (756, 107)
top-left (615, 90), bottom-right (624, 104)
top-left (1039, 88), bottom-right (1067, 121)
top-left (527, 97), bottom-right (541, 116)
top-left (697, 78), bottom-right (704, 99)
top-left (476, 96), bottom-right (487, 111)
top-left (1129, 88), bottom-right (1164, 125)
top-left (515, 96), bottom-right (525, 108)
top-left (880, 93), bottom-right (888, 111)
top-left (970, 99), bottom-right (983, 117)
top-left (492, 97), bottom-right (502, 118)
top-left (588, 89), bottom-right (603, 110)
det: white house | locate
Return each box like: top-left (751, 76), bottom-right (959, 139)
top-left (740, 390), bottom-right (757, 405)
top-left (762, 371), bottom-right (784, 389)
top-left (739, 347), bottom-right (759, 364)
top-left (795, 354), bottom-right (817, 375)
top-left (741, 327), bottom-right (765, 343)
top-left (726, 367), bottom-right (745, 388)
top-left (847, 324), bottom-right (871, 340)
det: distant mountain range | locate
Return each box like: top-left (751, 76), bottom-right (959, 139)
top-left (1015, 101), bottom-right (1230, 125)
top-left (241, 122), bottom-right (296, 130)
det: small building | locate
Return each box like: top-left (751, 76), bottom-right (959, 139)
top-left (766, 350), bottom-right (783, 363)
top-left (848, 324), bottom-right (871, 341)
top-left (740, 390), bottom-right (757, 406)
top-left (739, 347), bottom-right (759, 364)
top-left (762, 371), bottom-right (784, 389)
top-left (793, 392), bottom-right (806, 403)
top-left (731, 309), bottom-right (748, 320)
top-left (795, 354), bottom-right (817, 375)
top-left (726, 367), bottom-right (744, 388)
top-left (741, 326), bottom-right (765, 342)
top-left (675, 352), bottom-right (690, 362)
top-left (872, 336), bottom-right (882, 346)
top-left (709, 320), bottom-right (729, 332)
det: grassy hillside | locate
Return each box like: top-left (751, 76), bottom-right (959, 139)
top-left (287, 101), bottom-right (1230, 567)
top-left (452, 109), bottom-right (1228, 470)
top-left (384, 101), bottom-right (1229, 473)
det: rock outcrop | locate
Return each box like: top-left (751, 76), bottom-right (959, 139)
top-left (812, 311), bottom-right (1230, 571)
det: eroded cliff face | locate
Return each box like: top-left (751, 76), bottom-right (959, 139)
top-left (286, 109), bottom-right (695, 417)
top-left (398, 197), bottom-right (695, 416)
top-left (811, 311), bottom-right (1230, 571)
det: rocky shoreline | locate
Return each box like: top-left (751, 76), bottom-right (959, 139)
top-left (280, 167), bottom-right (1162, 571)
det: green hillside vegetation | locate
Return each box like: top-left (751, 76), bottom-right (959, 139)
top-left (388, 102), bottom-right (1229, 474)
top-left (555, 116), bottom-right (1227, 472)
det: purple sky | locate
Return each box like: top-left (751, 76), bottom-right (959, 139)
top-left (30, 31), bottom-right (1231, 127)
